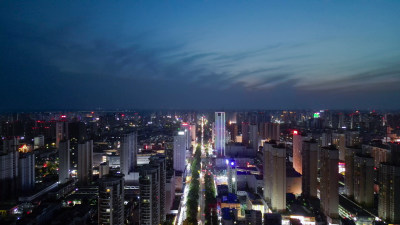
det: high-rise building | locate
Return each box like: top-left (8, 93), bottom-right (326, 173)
top-left (18, 152), bottom-right (35, 192)
top-left (332, 133), bottom-right (346, 161)
top-left (58, 140), bottom-right (70, 184)
top-left (139, 164), bottom-right (160, 225)
top-left (0, 138), bottom-right (19, 201)
top-left (149, 154), bottom-right (166, 223)
top-left (78, 140), bottom-right (93, 185)
top-left (245, 210), bottom-right (262, 225)
top-left (99, 162), bottom-right (110, 178)
top-left (120, 133), bottom-right (137, 180)
top-left (180, 123), bottom-right (191, 150)
top-left (173, 131), bottom-right (186, 172)
top-left (320, 146), bottom-right (339, 223)
top-left (242, 122), bottom-right (250, 146)
top-left (263, 141), bottom-right (286, 212)
top-left (190, 123), bottom-right (196, 145)
top-left (98, 174), bottom-right (125, 225)
top-left (227, 159), bottom-right (237, 194)
top-left (249, 124), bottom-right (259, 151)
top-left (34, 135), bottom-right (44, 149)
top-left (293, 131), bottom-right (303, 174)
top-left (344, 147), bottom-right (361, 197)
top-left (56, 121), bottom-right (68, 148)
top-left (378, 163), bottom-right (400, 223)
top-left (353, 154), bottom-right (374, 207)
top-left (215, 112), bottom-right (226, 157)
top-left (261, 122), bottom-right (280, 141)
top-left (302, 139), bottom-right (318, 198)
top-left (227, 122), bottom-right (238, 142)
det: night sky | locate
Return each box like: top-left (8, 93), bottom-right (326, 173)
top-left (1, 1), bottom-right (400, 111)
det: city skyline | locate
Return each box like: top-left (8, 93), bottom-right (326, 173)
top-left (1, 1), bottom-right (400, 111)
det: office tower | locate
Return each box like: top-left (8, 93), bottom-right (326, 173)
top-left (99, 162), bottom-right (110, 178)
top-left (302, 140), bottom-right (318, 198)
top-left (293, 131), bottom-right (303, 174)
top-left (58, 140), bottom-right (70, 184)
top-left (264, 213), bottom-right (282, 225)
top-left (249, 124), bottom-right (259, 151)
top-left (215, 112), bottom-right (226, 157)
top-left (353, 154), bottom-right (374, 207)
top-left (245, 210), bottom-right (262, 225)
top-left (78, 140), bottom-right (93, 185)
top-left (173, 131), bottom-right (186, 172)
top-left (227, 159), bottom-right (237, 194)
top-left (120, 133), bottom-right (137, 179)
top-left (56, 121), bottom-right (68, 148)
top-left (18, 152), bottom-right (35, 191)
top-left (344, 147), bottom-right (361, 197)
top-left (264, 142), bottom-right (286, 212)
top-left (320, 146), bottom-right (339, 222)
top-left (242, 122), bottom-right (250, 146)
top-left (149, 154), bottom-right (166, 223)
top-left (139, 164), bottom-right (160, 225)
top-left (68, 121), bottom-right (87, 142)
top-left (98, 174), bottom-right (124, 225)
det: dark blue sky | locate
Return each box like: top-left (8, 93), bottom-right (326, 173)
top-left (1, 0), bottom-right (400, 111)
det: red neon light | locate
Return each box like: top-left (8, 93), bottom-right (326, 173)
top-left (293, 130), bottom-right (298, 135)
top-left (182, 123), bottom-right (188, 126)
top-left (61, 115), bottom-right (67, 118)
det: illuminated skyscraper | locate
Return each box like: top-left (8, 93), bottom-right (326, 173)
top-left (215, 112), bottom-right (226, 157)
top-left (292, 131), bottom-right (303, 174)
top-left (173, 131), bottom-right (186, 172)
